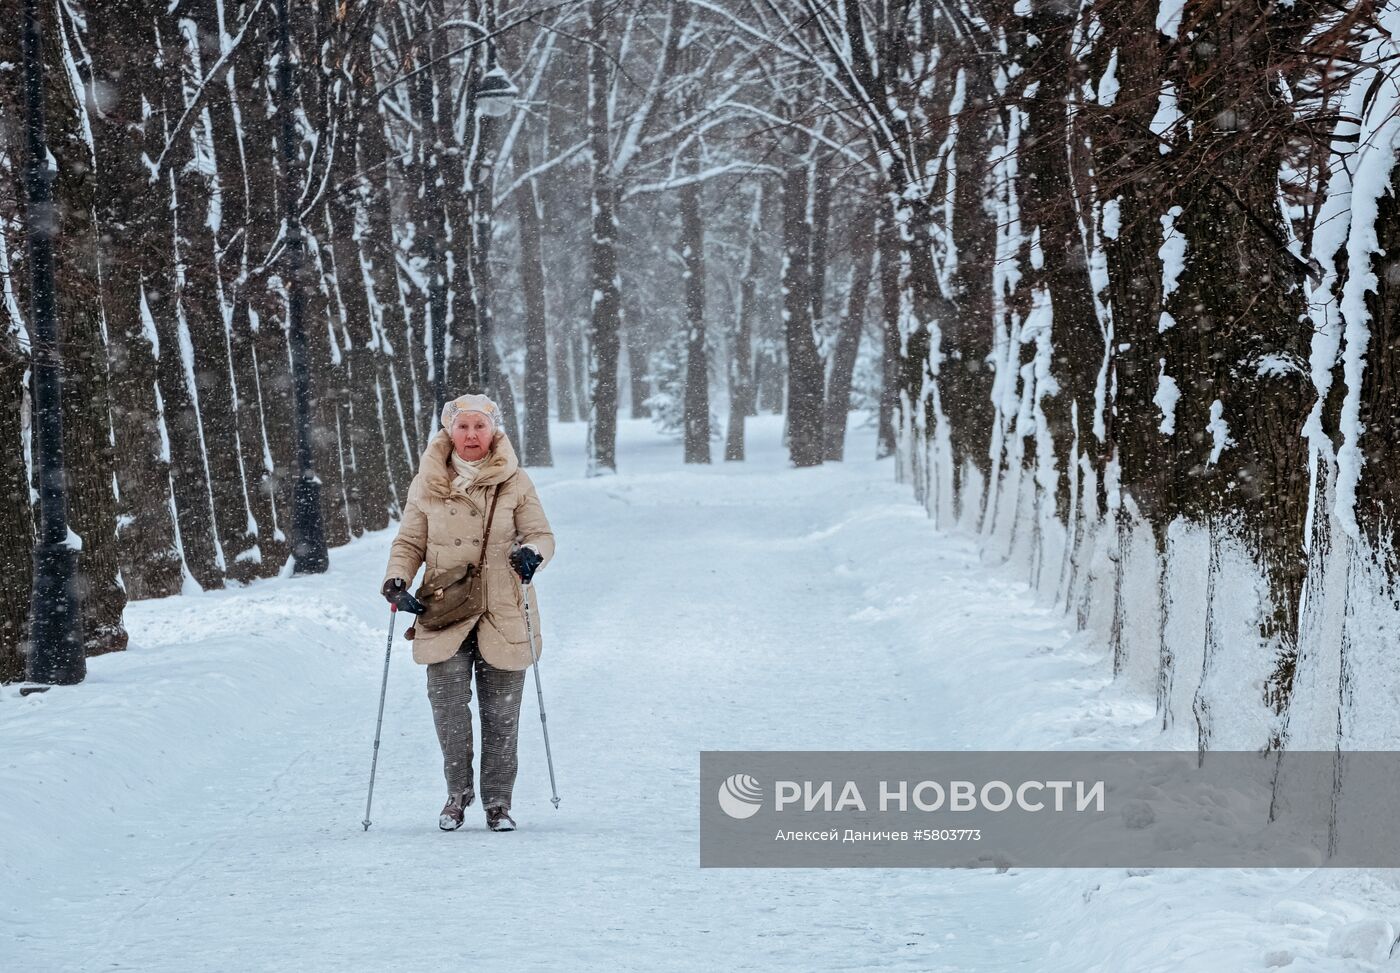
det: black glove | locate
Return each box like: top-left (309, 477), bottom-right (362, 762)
top-left (381, 577), bottom-right (426, 615)
top-left (509, 546), bottom-right (543, 584)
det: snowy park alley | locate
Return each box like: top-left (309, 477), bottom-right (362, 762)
top-left (3, 416), bottom-right (1398, 973)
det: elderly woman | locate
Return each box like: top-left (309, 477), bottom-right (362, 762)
top-left (381, 393), bottom-right (555, 832)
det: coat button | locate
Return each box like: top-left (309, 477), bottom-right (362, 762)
top-left (454, 538), bottom-right (462, 546)
top-left (449, 509), bottom-right (455, 515)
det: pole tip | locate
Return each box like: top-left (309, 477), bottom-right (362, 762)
top-left (362, 821), bottom-right (371, 831)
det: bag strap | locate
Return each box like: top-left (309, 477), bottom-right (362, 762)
top-left (474, 483), bottom-right (503, 574)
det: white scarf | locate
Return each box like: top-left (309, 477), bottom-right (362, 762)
top-left (450, 451), bottom-right (486, 495)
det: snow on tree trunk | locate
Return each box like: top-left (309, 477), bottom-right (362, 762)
top-left (0, 338), bottom-right (28, 677)
top-left (444, 49), bottom-right (491, 404)
top-left (875, 207), bottom-right (901, 461)
top-left (726, 187), bottom-right (763, 463)
top-left (807, 154), bottom-right (832, 340)
top-left (357, 100), bottom-right (421, 494)
top-left (625, 322), bottom-right (651, 420)
top-left (177, 10), bottom-right (263, 582)
top-left (143, 11), bottom-right (225, 589)
top-left (323, 42), bottom-right (394, 535)
top-left (87, 0), bottom-right (184, 599)
top-left (1019, 6), bottom-right (1101, 534)
top-left (409, 25), bottom-right (451, 416)
top-left (552, 319), bottom-right (576, 424)
top-left (235, 13), bottom-right (295, 573)
top-left (1085, 0), bottom-right (1171, 697)
top-left (584, 0), bottom-right (621, 476)
top-left (0, 1), bottom-right (34, 679)
top-left (781, 157), bottom-right (825, 468)
top-left (515, 141), bottom-right (553, 467)
top-left (46, 6), bottom-right (127, 653)
top-left (943, 62), bottom-right (997, 501)
top-left (199, 0), bottom-right (283, 580)
top-left (680, 142), bottom-right (710, 465)
top-left (821, 202), bottom-right (876, 463)
top-left (1164, 2), bottom-right (1313, 741)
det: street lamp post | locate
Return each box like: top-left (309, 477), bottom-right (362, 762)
top-left (465, 15), bottom-right (517, 396)
top-left (276, 0), bottom-right (328, 575)
top-left (20, 0), bottom-right (84, 685)
top-left (473, 65), bottom-right (518, 119)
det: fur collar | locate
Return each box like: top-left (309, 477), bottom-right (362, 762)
top-left (417, 428), bottom-right (519, 499)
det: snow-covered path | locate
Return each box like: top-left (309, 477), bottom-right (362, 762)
top-left (3, 418), bottom-right (1394, 972)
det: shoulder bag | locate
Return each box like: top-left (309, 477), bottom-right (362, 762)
top-left (413, 483), bottom-right (502, 632)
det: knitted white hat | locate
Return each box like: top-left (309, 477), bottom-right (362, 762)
top-left (440, 393), bottom-right (501, 432)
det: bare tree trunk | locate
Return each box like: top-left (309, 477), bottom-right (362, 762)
top-left (325, 66), bottom-right (394, 534)
top-left (875, 208), bottom-right (900, 459)
top-left (293, 17), bottom-right (350, 550)
top-left (1020, 8), bottom-right (1103, 527)
top-left (46, 18), bottom-right (127, 653)
top-left (756, 341), bottom-right (784, 414)
top-left (148, 15), bottom-right (224, 588)
top-left (0, 24), bottom-right (33, 677)
top-left (781, 160), bottom-right (825, 467)
top-left (0, 329), bottom-right (29, 681)
top-left (410, 18), bottom-right (450, 414)
top-left (570, 320), bottom-right (589, 419)
top-left (553, 319), bottom-right (576, 423)
top-left (808, 154), bottom-right (833, 337)
top-left (822, 203), bottom-right (877, 462)
top-left (1166, 3), bottom-right (1313, 723)
top-left (943, 60), bottom-right (998, 490)
top-left (358, 102), bottom-right (419, 495)
top-left (236, 16), bottom-right (295, 576)
top-left (680, 148), bottom-right (710, 464)
top-left (625, 322), bottom-right (651, 418)
top-left (1089, 2), bottom-right (1170, 658)
top-left (585, 0), bottom-right (621, 474)
top-left (302, 234), bottom-right (352, 547)
top-left (516, 140), bottom-right (552, 466)
top-left (200, 0), bottom-right (283, 580)
top-left (467, 110), bottom-right (521, 453)
top-left (446, 58), bottom-right (493, 399)
top-left (88, 0), bottom-right (184, 599)
top-left (1352, 166), bottom-right (1400, 569)
top-left (482, 330), bottom-right (522, 447)
top-left (726, 187), bottom-right (763, 462)
top-left (176, 11), bottom-right (263, 584)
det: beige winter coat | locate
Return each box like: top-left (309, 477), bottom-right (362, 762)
top-left (382, 429), bottom-right (555, 669)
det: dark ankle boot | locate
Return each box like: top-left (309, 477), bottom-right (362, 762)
top-left (485, 805), bottom-right (516, 832)
top-left (439, 792), bottom-right (471, 831)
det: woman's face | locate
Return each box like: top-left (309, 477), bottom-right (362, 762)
top-left (451, 412), bottom-right (493, 461)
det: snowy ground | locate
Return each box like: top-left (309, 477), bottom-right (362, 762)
top-left (3, 415), bottom-right (1398, 972)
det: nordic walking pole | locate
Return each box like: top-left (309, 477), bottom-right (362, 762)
top-left (362, 603), bottom-right (398, 831)
top-left (522, 582), bottom-right (561, 808)
top-left (364, 587), bottom-right (423, 831)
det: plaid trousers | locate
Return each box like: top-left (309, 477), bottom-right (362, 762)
top-left (426, 626), bottom-right (527, 810)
